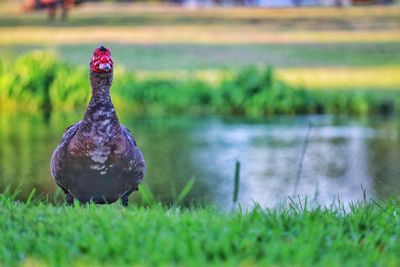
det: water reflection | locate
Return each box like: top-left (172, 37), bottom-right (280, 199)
top-left (191, 117), bottom-right (383, 209)
top-left (0, 112), bottom-right (398, 209)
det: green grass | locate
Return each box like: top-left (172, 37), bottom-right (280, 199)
top-left (2, 43), bottom-right (400, 71)
top-left (1, 194), bottom-right (400, 266)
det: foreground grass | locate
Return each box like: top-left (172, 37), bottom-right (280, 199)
top-left (1, 195), bottom-right (400, 266)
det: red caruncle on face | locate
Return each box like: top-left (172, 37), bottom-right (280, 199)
top-left (90, 47), bottom-right (113, 73)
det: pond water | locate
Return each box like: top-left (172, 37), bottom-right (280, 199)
top-left (0, 112), bottom-right (399, 209)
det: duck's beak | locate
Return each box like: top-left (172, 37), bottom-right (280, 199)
top-left (99, 63), bottom-right (111, 71)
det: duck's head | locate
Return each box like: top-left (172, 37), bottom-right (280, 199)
top-left (90, 45), bottom-right (113, 73)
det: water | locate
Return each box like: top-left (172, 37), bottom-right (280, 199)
top-left (0, 112), bottom-right (399, 209)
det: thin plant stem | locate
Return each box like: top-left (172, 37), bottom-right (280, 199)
top-left (293, 121), bottom-right (313, 196)
top-left (233, 161), bottom-right (240, 204)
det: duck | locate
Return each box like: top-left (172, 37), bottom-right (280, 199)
top-left (50, 45), bottom-right (146, 206)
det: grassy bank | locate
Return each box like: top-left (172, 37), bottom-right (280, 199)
top-left (3, 43), bottom-right (400, 71)
top-left (0, 52), bottom-right (398, 116)
top-left (1, 195), bottom-right (400, 266)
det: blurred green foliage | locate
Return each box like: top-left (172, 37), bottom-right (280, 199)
top-left (0, 52), bottom-right (397, 116)
top-left (0, 52), bottom-right (90, 111)
top-left (1, 194), bottom-right (400, 266)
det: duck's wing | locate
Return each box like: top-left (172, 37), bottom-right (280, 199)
top-left (50, 121), bottom-right (81, 179)
top-left (120, 124), bottom-right (146, 185)
top-left (121, 125), bottom-right (137, 147)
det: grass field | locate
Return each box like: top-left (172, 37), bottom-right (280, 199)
top-left (1, 194), bottom-right (400, 266)
top-left (2, 43), bottom-right (400, 69)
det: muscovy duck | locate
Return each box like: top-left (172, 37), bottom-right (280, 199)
top-left (50, 45), bottom-right (145, 206)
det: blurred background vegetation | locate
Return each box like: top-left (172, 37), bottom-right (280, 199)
top-left (2, 52), bottom-right (398, 116)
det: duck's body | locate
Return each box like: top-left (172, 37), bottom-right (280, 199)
top-left (50, 47), bottom-right (145, 206)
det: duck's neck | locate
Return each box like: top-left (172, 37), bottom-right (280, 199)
top-left (82, 72), bottom-right (119, 130)
top-left (89, 72), bottom-right (113, 104)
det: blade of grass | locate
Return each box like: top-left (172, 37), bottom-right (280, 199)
top-left (175, 177), bottom-right (195, 206)
top-left (26, 188), bottom-right (36, 205)
top-left (138, 184), bottom-right (157, 207)
top-left (233, 160), bottom-right (240, 204)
